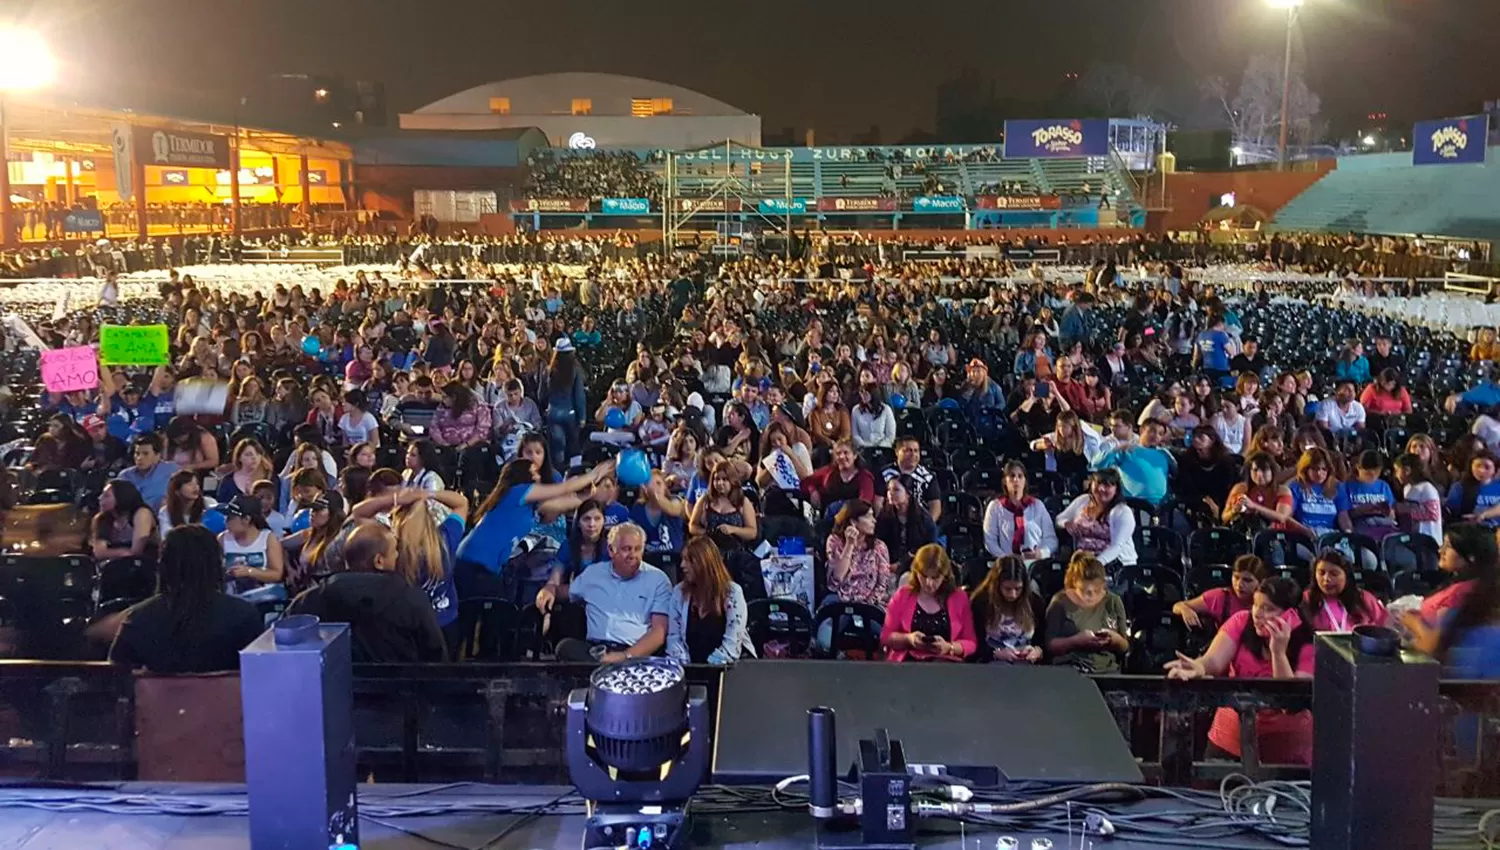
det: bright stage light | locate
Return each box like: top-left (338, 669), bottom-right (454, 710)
top-left (1266, 0), bottom-right (1304, 8)
top-left (0, 28), bottom-right (55, 92)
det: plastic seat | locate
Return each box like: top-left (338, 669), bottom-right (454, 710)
top-left (1188, 527), bottom-right (1249, 570)
top-left (960, 468), bottom-right (1003, 499)
top-left (1186, 561), bottom-right (1233, 598)
top-left (1382, 533), bottom-right (1439, 576)
top-left (453, 597), bottom-right (520, 662)
top-left (1128, 612), bottom-right (1186, 674)
top-left (1117, 563), bottom-right (1185, 624)
top-left (745, 597), bottom-right (814, 658)
top-left (1029, 557), bottom-right (1068, 602)
top-left (1134, 526), bottom-right (1185, 571)
top-left (811, 601), bottom-right (886, 660)
top-left (860, 446), bottom-right (895, 471)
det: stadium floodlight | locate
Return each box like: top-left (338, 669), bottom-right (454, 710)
top-left (1361, 134), bottom-right (1377, 147)
top-left (1266, 0), bottom-right (1304, 8)
top-left (0, 28), bottom-right (55, 92)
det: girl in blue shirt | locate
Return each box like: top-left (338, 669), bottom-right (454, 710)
top-left (1447, 453), bottom-right (1500, 528)
top-left (1288, 448), bottom-right (1352, 539)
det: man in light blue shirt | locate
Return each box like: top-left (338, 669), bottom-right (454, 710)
top-left (114, 432), bottom-right (180, 512)
top-left (535, 523), bottom-right (671, 663)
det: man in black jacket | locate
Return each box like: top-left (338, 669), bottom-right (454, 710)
top-left (287, 521), bottom-right (446, 663)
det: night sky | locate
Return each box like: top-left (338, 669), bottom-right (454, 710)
top-left (23, 0), bottom-right (1500, 142)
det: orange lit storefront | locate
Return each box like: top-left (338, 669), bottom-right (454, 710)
top-left (0, 97), bottom-right (353, 246)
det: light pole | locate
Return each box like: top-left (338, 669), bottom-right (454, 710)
top-left (1268, 0), bottom-right (1303, 172)
top-left (0, 27), bottom-right (56, 248)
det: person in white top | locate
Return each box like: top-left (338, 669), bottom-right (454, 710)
top-left (1393, 453), bottom-right (1443, 546)
top-left (403, 439), bottom-right (446, 493)
top-left (1316, 380), bottom-right (1366, 436)
top-left (983, 462), bottom-right (1059, 562)
top-left (850, 389), bottom-right (896, 449)
top-left (338, 389), bottom-right (382, 450)
top-left (1055, 469), bottom-right (1137, 567)
top-left (218, 495), bottom-right (287, 603)
top-left (1210, 398), bottom-right (1253, 457)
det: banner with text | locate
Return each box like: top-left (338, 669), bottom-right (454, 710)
top-left (974, 195), bottom-right (1063, 211)
top-left (815, 197), bottom-right (899, 213)
top-left (600, 197), bottom-right (651, 215)
top-left (1003, 118), bottom-right (1111, 159)
top-left (135, 127), bottom-right (230, 169)
top-left (40, 346), bottom-right (100, 394)
top-left (674, 198), bottom-right (743, 213)
top-left (509, 198), bottom-right (589, 213)
top-left (1413, 115), bottom-right (1489, 166)
top-left (99, 324), bottom-right (170, 366)
top-left (910, 196), bottom-right (966, 213)
top-left (757, 198), bottom-right (807, 215)
top-left (62, 210), bottom-right (105, 233)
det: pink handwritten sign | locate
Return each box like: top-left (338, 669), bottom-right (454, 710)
top-left (41, 346), bottom-right (99, 394)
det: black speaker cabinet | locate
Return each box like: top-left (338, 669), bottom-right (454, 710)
top-left (1311, 632), bottom-right (1440, 850)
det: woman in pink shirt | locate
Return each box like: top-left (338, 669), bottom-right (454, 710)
top-left (825, 499), bottom-right (892, 606)
top-left (1403, 523), bottom-right (1492, 655)
top-left (1303, 549), bottom-right (1386, 631)
top-left (1173, 554), bottom-right (1267, 631)
top-left (1165, 576), bottom-right (1316, 765)
top-left (880, 545), bottom-right (977, 662)
top-left (1359, 369), bottom-right (1413, 416)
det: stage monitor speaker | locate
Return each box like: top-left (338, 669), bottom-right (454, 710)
top-left (712, 660), bottom-right (1141, 786)
top-left (1311, 632), bottom-right (1440, 850)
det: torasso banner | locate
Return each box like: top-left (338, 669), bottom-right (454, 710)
top-left (1413, 115), bottom-right (1489, 166)
top-left (135, 127), bottom-right (230, 169)
top-left (1003, 119), bottom-right (1111, 159)
top-left (600, 198), bottom-right (651, 215)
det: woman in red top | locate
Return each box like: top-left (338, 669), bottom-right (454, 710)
top-left (1173, 554), bottom-right (1267, 631)
top-left (1403, 523), bottom-right (1493, 655)
top-left (1359, 369), bottom-right (1413, 416)
top-left (1221, 452), bottom-right (1293, 533)
top-left (881, 545), bottom-right (977, 662)
top-left (1165, 576), bottom-right (1316, 765)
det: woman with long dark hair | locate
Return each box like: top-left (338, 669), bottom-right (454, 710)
top-left (1178, 425), bottom-right (1238, 520)
top-left (92, 480), bottom-right (158, 562)
top-left (108, 525), bottom-right (264, 673)
top-left (543, 340), bottom-right (588, 468)
top-left (1056, 468), bottom-right (1137, 567)
top-left (454, 455), bottom-right (611, 579)
top-left (1304, 548), bottom-right (1386, 631)
top-left (282, 492), bottom-right (347, 595)
top-left (875, 474), bottom-right (938, 570)
top-left (970, 555), bottom-right (1045, 663)
top-left (1404, 524), bottom-right (1498, 664)
top-left (666, 536), bottom-right (752, 665)
top-left (159, 468), bottom-right (224, 535)
top-left (983, 461), bottom-right (1058, 563)
top-left (826, 498), bottom-right (892, 606)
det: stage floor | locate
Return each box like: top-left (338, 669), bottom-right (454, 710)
top-left (0, 782), bottom-right (1472, 850)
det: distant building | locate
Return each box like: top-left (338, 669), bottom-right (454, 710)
top-left (400, 72), bottom-right (760, 149)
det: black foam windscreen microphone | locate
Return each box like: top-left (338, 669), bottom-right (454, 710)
top-left (807, 706), bottom-right (837, 818)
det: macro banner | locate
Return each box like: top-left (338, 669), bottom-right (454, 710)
top-left (62, 210), bottom-right (105, 233)
top-left (910, 196), bottom-right (966, 213)
top-left (509, 198), bottom-right (588, 213)
top-left (134, 127), bottom-right (231, 169)
top-left (757, 198), bottom-right (807, 215)
top-left (1003, 118), bottom-right (1111, 159)
top-left (600, 198), bottom-right (651, 215)
top-left (974, 195), bottom-right (1063, 210)
top-left (815, 197), bottom-right (898, 212)
top-left (1413, 115), bottom-right (1489, 165)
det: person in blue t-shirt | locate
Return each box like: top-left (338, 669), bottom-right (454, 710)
top-left (589, 473), bottom-right (632, 528)
top-left (1447, 453), bottom-right (1500, 528)
top-left (1095, 421), bottom-right (1176, 506)
top-left (454, 457), bottom-right (615, 576)
top-left (631, 471), bottom-right (687, 556)
top-left (1343, 450), bottom-right (1398, 540)
top-left (387, 488), bottom-right (470, 636)
top-left (1288, 448), bottom-right (1352, 540)
top-left (1192, 313), bottom-right (1236, 387)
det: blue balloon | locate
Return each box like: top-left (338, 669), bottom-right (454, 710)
top-left (301, 335), bottom-right (321, 356)
top-left (889, 392), bottom-right (907, 410)
top-left (616, 448), bottom-right (652, 488)
top-left (604, 408), bottom-right (628, 430)
top-left (938, 398), bottom-right (961, 410)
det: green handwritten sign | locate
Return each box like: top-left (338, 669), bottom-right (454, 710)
top-left (99, 324), bottom-right (170, 366)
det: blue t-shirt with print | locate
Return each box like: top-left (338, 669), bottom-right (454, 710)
top-left (631, 503), bottom-right (684, 554)
top-left (601, 502), bottom-right (631, 529)
top-left (1290, 481), bottom-right (1351, 535)
top-left (1343, 479), bottom-right (1394, 510)
top-left (1446, 480), bottom-right (1500, 527)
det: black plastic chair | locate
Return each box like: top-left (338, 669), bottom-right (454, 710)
top-left (811, 601), bottom-right (886, 660)
top-left (453, 597), bottom-right (520, 662)
top-left (1116, 563), bottom-right (1185, 624)
top-left (1029, 557), bottom-right (1068, 602)
top-left (1186, 561), bottom-right (1234, 598)
top-left (1315, 531), bottom-right (1383, 575)
top-left (960, 468), bottom-right (1003, 500)
top-left (1134, 526), bottom-right (1185, 571)
top-left (1381, 533), bottom-right (1439, 577)
top-left (1129, 612), bottom-right (1187, 674)
top-left (1188, 527), bottom-right (1250, 571)
top-left (746, 597), bottom-right (814, 658)
top-left (96, 557), bottom-right (155, 605)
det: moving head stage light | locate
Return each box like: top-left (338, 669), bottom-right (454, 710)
top-left (567, 658), bottom-right (709, 850)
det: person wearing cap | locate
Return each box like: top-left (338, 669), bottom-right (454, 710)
top-left (544, 338), bottom-right (588, 468)
top-left (80, 413), bottom-right (127, 474)
top-left (219, 495), bottom-right (287, 603)
top-left (957, 358), bottom-right (1007, 425)
top-left (97, 366), bottom-right (157, 443)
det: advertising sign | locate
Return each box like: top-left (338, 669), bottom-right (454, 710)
top-left (674, 198), bottom-right (743, 213)
top-left (111, 125), bottom-right (133, 201)
top-left (974, 195), bottom-right (1063, 211)
top-left (1003, 118), bottom-right (1111, 158)
top-left (508, 198), bottom-right (588, 213)
top-left (62, 210), bottom-right (105, 234)
top-left (1413, 115), bottom-right (1489, 166)
top-left (135, 127), bottom-right (231, 169)
top-left (757, 198), bottom-right (807, 215)
top-left (815, 197), bottom-right (899, 213)
top-left (910, 196), bottom-right (966, 213)
top-left (600, 197), bottom-right (651, 215)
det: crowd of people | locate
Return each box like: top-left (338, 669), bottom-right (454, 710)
top-left (524, 149), bottom-right (662, 203)
top-left (14, 229), bottom-right (1500, 771)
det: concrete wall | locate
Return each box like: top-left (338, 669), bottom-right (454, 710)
top-left (1153, 165), bottom-right (1333, 232)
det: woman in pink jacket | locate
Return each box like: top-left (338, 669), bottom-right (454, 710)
top-left (880, 544), bottom-right (977, 662)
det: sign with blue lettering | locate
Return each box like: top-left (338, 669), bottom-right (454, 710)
top-left (1413, 115), bottom-right (1489, 165)
top-left (757, 198), bottom-right (807, 215)
top-left (600, 197), bottom-right (651, 215)
top-left (63, 209), bottom-right (104, 234)
top-left (910, 196), bottom-right (966, 213)
top-left (1003, 119), bottom-right (1111, 158)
